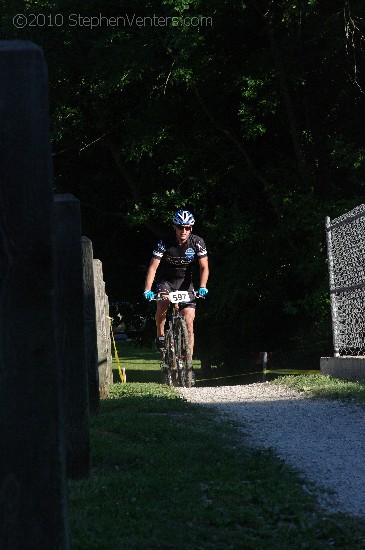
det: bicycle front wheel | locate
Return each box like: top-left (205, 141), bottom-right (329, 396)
top-left (175, 317), bottom-right (193, 387)
top-left (163, 327), bottom-right (178, 386)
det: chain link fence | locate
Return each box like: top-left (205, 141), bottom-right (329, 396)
top-left (326, 204), bottom-right (365, 356)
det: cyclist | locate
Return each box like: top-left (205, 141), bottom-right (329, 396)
top-left (144, 209), bottom-right (209, 356)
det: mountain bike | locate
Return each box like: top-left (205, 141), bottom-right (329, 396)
top-left (154, 290), bottom-right (200, 388)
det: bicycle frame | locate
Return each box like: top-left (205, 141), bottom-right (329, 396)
top-left (154, 291), bottom-right (199, 387)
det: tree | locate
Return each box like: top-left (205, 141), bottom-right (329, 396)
top-left (2, 0), bottom-right (365, 367)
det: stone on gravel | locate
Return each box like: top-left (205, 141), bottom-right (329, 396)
top-left (179, 383), bottom-right (365, 518)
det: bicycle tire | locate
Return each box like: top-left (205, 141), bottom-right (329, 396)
top-left (162, 366), bottom-right (173, 386)
top-left (175, 317), bottom-right (193, 387)
top-left (163, 327), bottom-right (178, 386)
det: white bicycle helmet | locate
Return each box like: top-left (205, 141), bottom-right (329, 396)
top-left (172, 210), bottom-right (195, 226)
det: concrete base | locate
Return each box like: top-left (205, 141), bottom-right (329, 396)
top-left (320, 356), bottom-right (365, 381)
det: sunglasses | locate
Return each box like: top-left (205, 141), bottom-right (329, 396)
top-left (175, 225), bottom-right (192, 232)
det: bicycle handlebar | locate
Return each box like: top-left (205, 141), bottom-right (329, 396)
top-left (152, 290), bottom-right (205, 302)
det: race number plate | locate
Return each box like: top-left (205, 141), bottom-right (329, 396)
top-left (169, 291), bottom-right (190, 303)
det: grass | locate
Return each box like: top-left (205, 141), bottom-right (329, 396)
top-left (273, 373), bottom-right (365, 402)
top-left (111, 339), bottom-right (202, 384)
top-left (68, 343), bottom-right (365, 549)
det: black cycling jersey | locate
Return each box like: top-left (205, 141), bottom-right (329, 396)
top-left (152, 232), bottom-right (207, 289)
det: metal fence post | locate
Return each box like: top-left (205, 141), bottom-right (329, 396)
top-left (325, 216), bottom-right (340, 357)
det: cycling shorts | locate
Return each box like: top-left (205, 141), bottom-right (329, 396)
top-left (154, 281), bottom-right (196, 310)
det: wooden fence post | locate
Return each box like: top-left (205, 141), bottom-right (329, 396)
top-left (81, 237), bottom-right (100, 413)
top-left (0, 41), bottom-right (68, 549)
top-left (53, 195), bottom-right (91, 479)
top-left (105, 293), bottom-right (113, 381)
top-left (93, 260), bottom-right (113, 397)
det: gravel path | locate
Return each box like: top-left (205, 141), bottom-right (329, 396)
top-left (179, 382), bottom-right (365, 518)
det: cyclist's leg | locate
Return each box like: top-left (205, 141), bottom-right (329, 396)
top-left (156, 300), bottom-right (169, 337)
top-left (178, 283), bottom-right (196, 357)
top-left (154, 282), bottom-right (172, 337)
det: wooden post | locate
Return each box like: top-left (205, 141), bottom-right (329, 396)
top-left (53, 195), bottom-right (91, 479)
top-left (200, 356), bottom-right (212, 378)
top-left (93, 260), bottom-right (113, 397)
top-left (105, 293), bottom-right (113, 383)
top-left (0, 41), bottom-right (68, 549)
top-left (262, 351), bottom-right (268, 370)
top-left (81, 237), bottom-right (100, 413)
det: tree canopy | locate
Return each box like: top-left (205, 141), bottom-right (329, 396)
top-left (2, 0), bottom-right (365, 366)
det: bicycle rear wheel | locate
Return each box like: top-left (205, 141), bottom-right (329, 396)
top-left (175, 317), bottom-right (193, 387)
top-left (162, 327), bottom-right (178, 386)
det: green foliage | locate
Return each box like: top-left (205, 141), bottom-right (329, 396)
top-left (2, 0), bottom-right (365, 365)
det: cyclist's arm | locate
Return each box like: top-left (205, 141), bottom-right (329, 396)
top-left (145, 257), bottom-right (160, 291)
top-left (198, 256), bottom-right (209, 288)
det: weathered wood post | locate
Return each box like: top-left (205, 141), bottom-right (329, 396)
top-left (200, 356), bottom-right (213, 378)
top-left (53, 195), bottom-right (91, 479)
top-left (0, 41), bottom-right (68, 548)
top-left (105, 293), bottom-right (113, 382)
top-left (93, 260), bottom-right (113, 396)
top-left (81, 237), bottom-right (100, 413)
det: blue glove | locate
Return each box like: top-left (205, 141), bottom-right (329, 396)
top-left (144, 290), bottom-right (155, 301)
top-left (198, 287), bottom-right (208, 297)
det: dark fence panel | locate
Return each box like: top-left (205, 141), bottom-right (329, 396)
top-left (0, 41), bottom-right (68, 549)
top-left (53, 195), bottom-right (91, 479)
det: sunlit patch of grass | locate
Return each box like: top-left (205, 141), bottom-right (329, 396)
top-left (273, 373), bottom-right (365, 402)
top-left (112, 340), bottom-right (201, 384)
